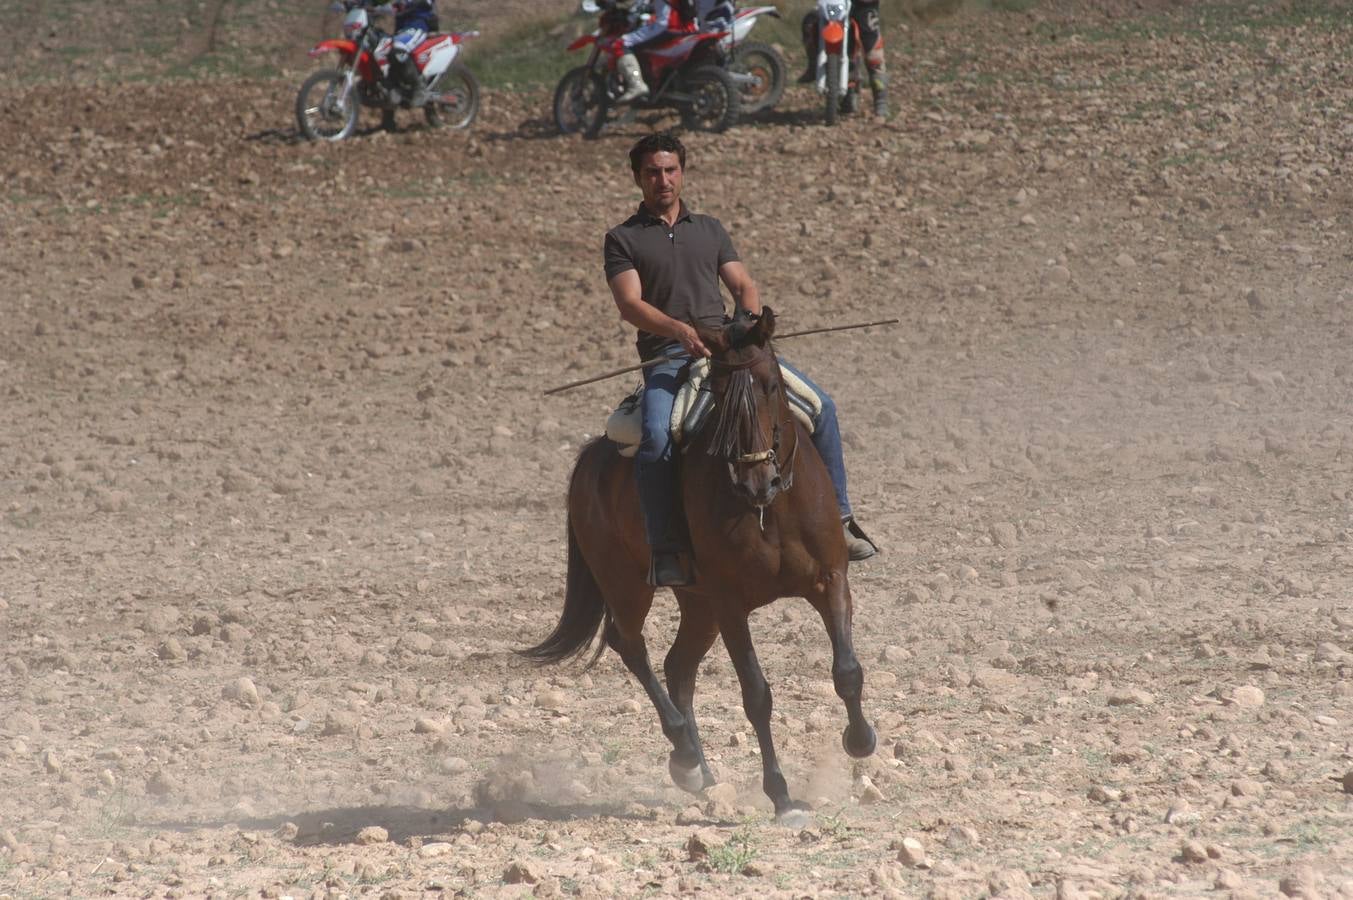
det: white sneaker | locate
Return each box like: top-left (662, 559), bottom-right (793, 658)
top-left (616, 83), bottom-right (650, 104)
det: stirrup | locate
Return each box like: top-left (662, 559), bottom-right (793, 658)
top-left (648, 550), bottom-right (697, 587)
top-left (843, 516), bottom-right (879, 561)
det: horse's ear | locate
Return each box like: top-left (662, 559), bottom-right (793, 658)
top-left (755, 306), bottom-right (776, 343)
top-left (697, 324), bottom-right (728, 355)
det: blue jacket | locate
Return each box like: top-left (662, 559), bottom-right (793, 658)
top-left (393, 0), bottom-right (436, 32)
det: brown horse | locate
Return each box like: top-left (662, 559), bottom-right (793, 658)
top-left (523, 308), bottom-right (875, 821)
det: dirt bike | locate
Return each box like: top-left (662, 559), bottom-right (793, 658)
top-left (719, 6), bottom-right (787, 116)
top-left (812, 0), bottom-right (863, 126)
top-left (554, 0), bottom-right (740, 139)
top-left (296, 0), bottom-right (481, 142)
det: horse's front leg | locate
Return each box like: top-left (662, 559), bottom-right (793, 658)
top-left (810, 570), bottom-right (876, 758)
top-left (664, 593), bottom-right (720, 791)
top-left (719, 611), bottom-right (807, 823)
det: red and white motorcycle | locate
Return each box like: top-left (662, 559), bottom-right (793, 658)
top-left (719, 6), bottom-right (787, 115)
top-left (296, 0), bottom-right (480, 141)
top-left (555, 0), bottom-right (739, 139)
top-left (812, 0), bottom-right (862, 126)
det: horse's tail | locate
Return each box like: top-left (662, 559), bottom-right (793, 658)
top-left (520, 518), bottom-right (610, 668)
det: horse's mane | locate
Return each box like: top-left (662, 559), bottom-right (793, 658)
top-left (708, 364), bottom-right (759, 460)
top-left (700, 310), bottom-right (779, 462)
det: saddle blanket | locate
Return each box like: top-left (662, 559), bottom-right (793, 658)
top-left (606, 358), bottom-right (822, 458)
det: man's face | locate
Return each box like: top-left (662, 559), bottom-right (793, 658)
top-left (635, 151), bottom-right (683, 211)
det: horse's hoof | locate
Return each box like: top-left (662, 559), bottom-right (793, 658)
top-left (842, 724), bottom-right (877, 759)
top-left (774, 803), bottom-right (814, 830)
top-left (668, 755), bottom-right (705, 794)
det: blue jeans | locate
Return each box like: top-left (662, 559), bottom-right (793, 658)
top-left (636, 354), bottom-right (854, 552)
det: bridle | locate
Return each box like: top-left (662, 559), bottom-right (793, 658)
top-left (706, 346), bottom-right (800, 504)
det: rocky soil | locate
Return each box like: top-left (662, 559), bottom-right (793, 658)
top-left (2, 1), bottom-right (1352, 897)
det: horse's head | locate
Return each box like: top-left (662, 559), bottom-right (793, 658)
top-left (697, 307), bottom-right (798, 509)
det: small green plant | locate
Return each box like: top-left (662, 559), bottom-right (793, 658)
top-left (707, 829), bottom-right (757, 876)
top-left (1279, 820), bottom-right (1330, 852)
top-left (819, 811), bottom-right (850, 840)
top-left (95, 789), bottom-right (136, 837)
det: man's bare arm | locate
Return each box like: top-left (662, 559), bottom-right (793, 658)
top-left (719, 260), bottom-right (762, 317)
top-left (608, 269), bottom-right (710, 357)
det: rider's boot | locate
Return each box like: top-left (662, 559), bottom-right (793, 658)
top-left (871, 85), bottom-right (889, 120)
top-left (396, 54), bottom-right (428, 108)
top-left (843, 516), bottom-right (879, 561)
top-left (615, 53), bottom-right (650, 103)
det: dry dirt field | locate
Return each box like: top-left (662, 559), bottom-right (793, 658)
top-left (2, 1), bottom-right (1353, 898)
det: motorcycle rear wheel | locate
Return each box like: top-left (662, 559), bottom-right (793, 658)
top-left (679, 65), bottom-right (740, 133)
top-left (824, 52), bottom-right (841, 127)
top-left (554, 66), bottom-right (609, 139)
top-left (729, 41), bottom-right (785, 115)
top-left (425, 65), bottom-right (481, 130)
top-left (296, 69), bottom-right (359, 142)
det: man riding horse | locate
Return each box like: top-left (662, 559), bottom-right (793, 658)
top-left (603, 132), bottom-right (878, 587)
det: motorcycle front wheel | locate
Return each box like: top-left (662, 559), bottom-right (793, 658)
top-left (729, 41), bottom-right (785, 115)
top-left (679, 65), bottom-right (740, 133)
top-left (296, 69), bottom-right (359, 142)
top-left (425, 65), bottom-right (481, 130)
top-left (554, 66), bottom-right (609, 139)
top-left (824, 52), bottom-right (841, 127)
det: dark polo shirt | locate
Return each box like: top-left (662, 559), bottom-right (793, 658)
top-left (604, 202), bottom-right (739, 360)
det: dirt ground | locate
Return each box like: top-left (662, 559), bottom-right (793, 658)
top-left (2, 1), bottom-right (1352, 898)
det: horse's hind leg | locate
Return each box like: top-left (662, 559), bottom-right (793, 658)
top-left (719, 612), bottom-right (804, 821)
top-left (664, 595), bottom-right (720, 791)
top-left (810, 571), bottom-right (877, 758)
top-left (603, 608), bottom-right (706, 794)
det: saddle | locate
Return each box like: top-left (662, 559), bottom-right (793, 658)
top-left (606, 358), bottom-right (823, 457)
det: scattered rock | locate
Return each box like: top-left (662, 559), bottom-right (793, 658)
top-left (534, 690), bottom-right (568, 712)
top-left (40, 748), bottom-right (61, 775)
top-left (355, 826), bottom-right (388, 845)
top-left (146, 769), bottom-right (181, 797)
top-left (157, 638), bottom-right (187, 662)
top-left (686, 828), bottom-right (725, 860)
top-left (419, 842), bottom-right (453, 858)
top-left (1226, 685), bottom-right (1265, 708)
top-left (1180, 840), bottom-right (1208, 864)
top-left (503, 860), bottom-right (543, 884)
top-left (322, 710), bottom-right (358, 736)
top-left (896, 836), bottom-right (928, 868)
top-left (1278, 866), bottom-right (1321, 898)
top-left (675, 805), bottom-right (704, 826)
top-left (224, 677), bottom-right (260, 708)
top-left (945, 825), bottom-right (979, 849)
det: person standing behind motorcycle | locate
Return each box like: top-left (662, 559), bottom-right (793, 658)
top-left (798, 0), bottom-right (889, 119)
top-left (607, 0), bottom-right (695, 104)
top-left (374, 0), bottom-right (437, 107)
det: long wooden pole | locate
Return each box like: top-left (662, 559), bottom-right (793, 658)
top-left (542, 318), bottom-right (899, 396)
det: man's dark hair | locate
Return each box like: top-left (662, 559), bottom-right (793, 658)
top-left (629, 132), bottom-right (687, 174)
